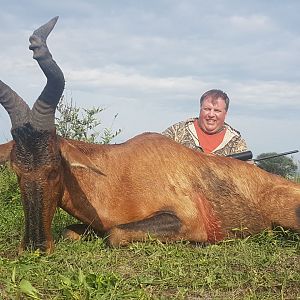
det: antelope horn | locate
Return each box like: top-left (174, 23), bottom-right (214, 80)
top-left (30, 16), bottom-right (65, 131)
top-left (0, 80), bottom-right (30, 129)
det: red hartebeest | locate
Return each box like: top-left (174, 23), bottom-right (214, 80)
top-left (0, 17), bottom-right (300, 253)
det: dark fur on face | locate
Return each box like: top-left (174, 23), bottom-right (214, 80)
top-left (11, 123), bottom-right (60, 171)
top-left (11, 123), bottom-right (62, 251)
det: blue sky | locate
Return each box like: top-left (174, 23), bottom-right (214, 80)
top-left (0, 1), bottom-right (299, 161)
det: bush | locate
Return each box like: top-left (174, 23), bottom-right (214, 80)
top-left (55, 96), bottom-right (121, 144)
top-left (256, 152), bottom-right (298, 178)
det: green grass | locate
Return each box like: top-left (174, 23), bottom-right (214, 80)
top-left (0, 166), bottom-right (300, 299)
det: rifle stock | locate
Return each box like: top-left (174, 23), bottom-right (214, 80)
top-left (226, 151), bottom-right (253, 161)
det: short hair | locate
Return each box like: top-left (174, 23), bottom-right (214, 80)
top-left (200, 89), bottom-right (230, 111)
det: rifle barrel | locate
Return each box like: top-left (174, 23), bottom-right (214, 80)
top-left (253, 150), bottom-right (299, 162)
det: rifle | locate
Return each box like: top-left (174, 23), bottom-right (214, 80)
top-left (226, 150), bottom-right (299, 162)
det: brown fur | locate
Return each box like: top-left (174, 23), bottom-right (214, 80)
top-left (1, 127), bottom-right (300, 252)
top-left (2, 129), bottom-right (300, 252)
top-left (0, 141), bottom-right (14, 165)
top-left (45, 132), bottom-right (299, 248)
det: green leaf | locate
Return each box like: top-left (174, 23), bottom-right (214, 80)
top-left (78, 268), bottom-right (85, 285)
top-left (11, 266), bottom-right (16, 284)
top-left (19, 279), bottom-right (40, 299)
top-left (60, 275), bottom-right (72, 287)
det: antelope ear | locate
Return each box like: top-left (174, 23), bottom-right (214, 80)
top-left (0, 141), bottom-right (14, 165)
top-left (59, 138), bottom-right (105, 176)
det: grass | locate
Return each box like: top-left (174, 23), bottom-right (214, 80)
top-left (0, 166), bottom-right (300, 299)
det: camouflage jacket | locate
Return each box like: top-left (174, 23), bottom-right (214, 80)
top-left (162, 118), bottom-right (247, 156)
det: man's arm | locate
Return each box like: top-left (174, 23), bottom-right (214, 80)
top-left (162, 125), bottom-right (176, 140)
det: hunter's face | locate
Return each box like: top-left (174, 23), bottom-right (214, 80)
top-left (199, 97), bottom-right (227, 134)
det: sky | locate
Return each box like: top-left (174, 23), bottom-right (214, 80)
top-left (0, 0), bottom-right (299, 161)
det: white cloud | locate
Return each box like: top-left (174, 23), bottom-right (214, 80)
top-left (229, 81), bottom-right (300, 107)
top-left (66, 67), bottom-right (201, 93)
top-left (229, 14), bottom-right (274, 32)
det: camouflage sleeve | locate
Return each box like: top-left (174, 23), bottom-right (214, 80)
top-left (161, 125), bottom-right (176, 140)
top-left (214, 135), bottom-right (248, 156)
top-left (235, 137), bottom-right (248, 153)
top-left (161, 122), bottom-right (186, 144)
top-left (162, 120), bottom-right (202, 152)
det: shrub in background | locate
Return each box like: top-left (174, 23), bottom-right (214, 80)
top-left (55, 96), bottom-right (121, 144)
top-left (256, 152), bottom-right (298, 179)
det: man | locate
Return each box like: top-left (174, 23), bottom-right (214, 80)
top-left (162, 89), bottom-right (247, 156)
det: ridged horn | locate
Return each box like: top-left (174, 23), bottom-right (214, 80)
top-left (0, 80), bottom-right (30, 129)
top-left (30, 16), bottom-right (65, 131)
